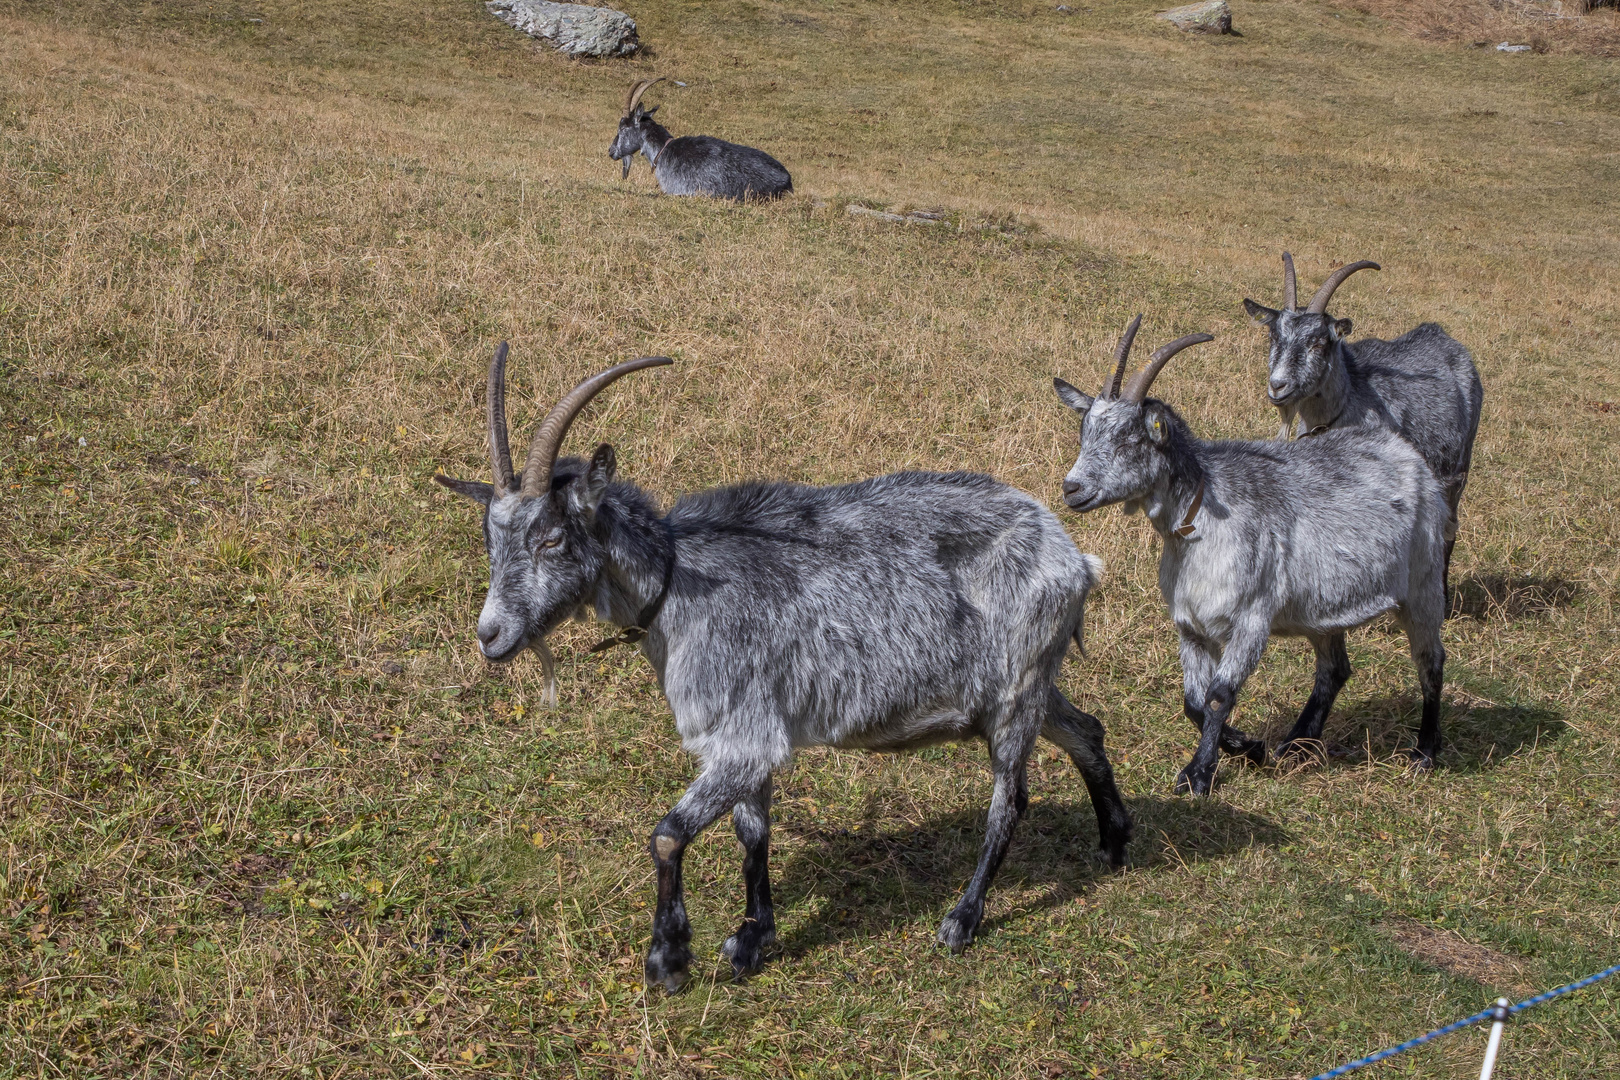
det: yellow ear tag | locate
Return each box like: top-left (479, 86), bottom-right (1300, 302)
top-left (1151, 418), bottom-right (1162, 437)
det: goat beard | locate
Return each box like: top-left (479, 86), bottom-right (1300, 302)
top-left (1274, 402), bottom-right (1299, 441)
top-left (529, 639), bottom-right (559, 709)
top-left (621, 157), bottom-right (631, 180)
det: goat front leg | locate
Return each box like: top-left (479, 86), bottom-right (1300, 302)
top-left (1180, 634), bottom-right (1265, 767)
top-left (1277, 633), bottom-right (1352, 761)
top-left (645, 761), bottom-right (769, 993)
top-left (1043, 688), bottom-right (1133, 868)
top-left (719, 774), bottom-right (775, 980)
top-left (938, 699), bottom-right (1038, 953)
top-left (1177, 627), bottom-right (1269, 797)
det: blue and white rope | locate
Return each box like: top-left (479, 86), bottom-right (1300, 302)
top-left (1308, 962), bottom-right (1620, 1080)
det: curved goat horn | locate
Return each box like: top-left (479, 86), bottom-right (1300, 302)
top-left (624, 77), bottom-right (665, 117)
top-left (1306, 260), bottom-right (1380, 314)
top-left (1122, 332), bottom-right (1215, 404)
top-left (1103, 314), bottom-right (1144, 400)
top-left (518, 355), bottom-right (674, 497)
top-left (487, 342), bottom-right (516, 496)
top-left (1281, 251), bottom-right (1298, 310)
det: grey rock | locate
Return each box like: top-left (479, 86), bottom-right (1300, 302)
top-left (1156, 0), bottom-right (1233, 34)
top-left (487, 0), bottom-right (639, 58)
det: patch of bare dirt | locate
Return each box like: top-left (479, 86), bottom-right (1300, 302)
top-left (1388, 920), bottom-right (1538, 994)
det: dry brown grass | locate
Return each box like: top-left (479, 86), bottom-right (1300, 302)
top-left (2, 0), bottom-right (1619, 1077)
top-left (1342, 0), bottom-right (1620, 56)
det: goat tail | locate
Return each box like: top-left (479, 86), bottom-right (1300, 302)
top-left (1071, 553), bottom-right (1105, 659)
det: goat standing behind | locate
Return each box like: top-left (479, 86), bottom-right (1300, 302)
top-left (1055, 317), bottom-right (1451, 795)
top-left (1243, 254), bottom-right (1483, 581)
top-left (608, 79), bottom-right (792, 201)
top-left (435, 345), bottom-right (1131, 991)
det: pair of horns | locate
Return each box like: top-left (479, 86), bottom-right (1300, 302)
top-left (1280, 252), bottom-right (1381, 313)
top-left (624, 77), bottom-right (665, 117)
top-left (1099, 314), bottom-right (1214, 404)
top-left (485, 342), bottom-right (672, 499)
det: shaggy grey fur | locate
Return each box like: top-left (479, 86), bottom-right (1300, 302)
top-left (1054, 331), bottom-right (1451, 796)
top-left (1243, 261), bottom-right (1483, 578)
top-left (439, 450), bottom-right (1130, 990)
top-left (609, 103), bottom-right (792, 201)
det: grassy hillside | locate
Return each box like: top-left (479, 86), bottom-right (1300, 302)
top-left (2, 0), bottom-right (1618, 1076)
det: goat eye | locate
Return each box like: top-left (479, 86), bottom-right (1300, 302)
top-left (540, 533), bottom-right (563, 550)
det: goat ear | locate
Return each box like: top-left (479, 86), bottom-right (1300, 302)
top-left (433, 474), bottom-right (496, 505)
top-left (1330, 317), bottom-right (1353, 341)
top-left (569, 443), bottom-right (617, 516)
top-left (1144, 404), bottom-right (1172, 446)
top-left (1053, 378), bottom-right (1094, 415)
top-left (642, 104), bottom-right (659, 116)
top-left (1243, 299), bottom-right (1279, 326)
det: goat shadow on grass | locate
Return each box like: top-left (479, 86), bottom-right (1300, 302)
top-left (767, 796), bottom-right (1285, 960)
top-left (1450, 572), bottom-right (1582, 621)
top-left (1256, 694), bottom-right (1567, 775)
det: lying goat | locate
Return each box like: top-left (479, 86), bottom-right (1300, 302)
top-left (608, 78), bottom-right (793, 201)
top-left (436, 344), bottom-right (1131, 990)
top-left (1243, 254), bottom-right (1483, 580)
top-left (1054, 317), bottom-right (1450, 794)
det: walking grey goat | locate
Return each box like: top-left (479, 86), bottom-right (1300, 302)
top-left (1053, 317), bottom-right (1451, 795)
top-left (1243, 254), bottom-right (1483, 580)
top-left (608, 78), bottom-right (793, 200)
top-left (435, 344), bottom-right (1131, 991)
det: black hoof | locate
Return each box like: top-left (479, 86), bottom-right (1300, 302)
top-left (1174, 766), bottom-right (1215, 797)
top-left (1096, 843), bottom-right (1128, 871)
top-left (936, 909), bottom-right (979, 954)
top-left (1406, 748), bottom-right (1437, 772)
top-left (720, 926), bottom-right (775, 980)
top-left (643, 943), bottom-right (693, 994)
top-left (1241, 738), bottom-right (1267, 767)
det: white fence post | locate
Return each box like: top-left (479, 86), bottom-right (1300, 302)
top-left (1477, 998), bottom-right (1511, 1080)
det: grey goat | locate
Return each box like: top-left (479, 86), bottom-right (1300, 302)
top-left (435, 344), bottom-right (1131, 991)
top-left (608, 79), bottom-right (793, 201)
top-left (1243, 254), bottom-right (1483, 579)
top-left (1054, 317), bottom-right (1450, 795)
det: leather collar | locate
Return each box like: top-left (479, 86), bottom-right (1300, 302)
top-left (1172, 479), bottom-right (1204, 539)
top-left (591, 544), bottom-right (675, 653)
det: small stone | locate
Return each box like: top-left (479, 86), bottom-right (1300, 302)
top-left (486, 1), bottom-right (639, 58)
top-left (1157, 0), bottom-right (1233, 34)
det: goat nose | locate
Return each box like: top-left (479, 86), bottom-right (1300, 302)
top-left (477, 624), bottom-right (500, 648)
top-left (1269, 379), bottom-right (1289, 397)
top-left (1062, 480), bottom-right (1082, 497)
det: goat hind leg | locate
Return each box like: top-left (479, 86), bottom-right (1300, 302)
top-left (1043, 688), bottom-right (1133, 868)
top-left (938, 697), bottom-right (1038, 953)
top-left (720, 774), bottom-right (775, 980)
top-left (1403, 617), bottom-right (1446, 770)
top-left (646, 761), bottom-right (769, 993)
top-left (1277, 633), bottom-right (1351, 761)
